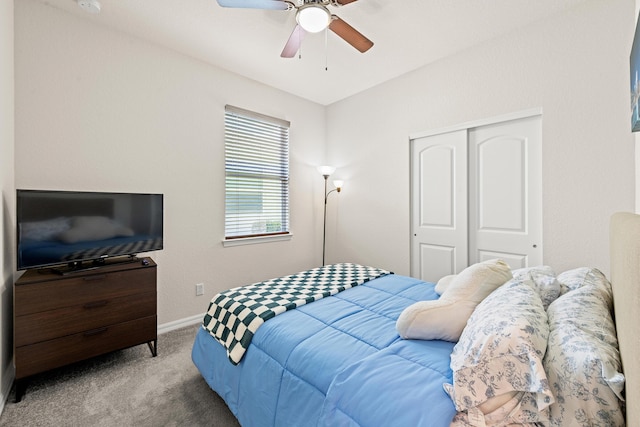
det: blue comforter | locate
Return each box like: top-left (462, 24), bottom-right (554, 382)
top-left (192, 273), bottom-right (456, 427)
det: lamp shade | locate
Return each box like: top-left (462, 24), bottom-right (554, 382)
top-left (317, 165), bottom-right (336, 176)
top-left (333, 180), bottom-right (344, 190)
top-left (297, 5), bottom-right (331, 33)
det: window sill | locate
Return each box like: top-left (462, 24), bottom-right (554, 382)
top-left (222, 233), bottom-right (293, 247)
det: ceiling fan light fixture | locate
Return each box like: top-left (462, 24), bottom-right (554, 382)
top-left (296, 5), bottom-right (331, 33)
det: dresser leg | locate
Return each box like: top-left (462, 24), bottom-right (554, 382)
top-left (14, 379), bottom-right (27, 403)
top-left (147, 339), bottom-right (157, 357)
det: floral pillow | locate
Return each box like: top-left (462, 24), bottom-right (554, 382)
top-left (556, 267), bottom-right (611, 296)
top-left (444, 279), bottom-right (554, 425)
top-left (511, 265), bottom-right (561, 310)
top-left (544, 269), bottom-right (625, 426)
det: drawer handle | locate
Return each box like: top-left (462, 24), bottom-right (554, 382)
top-left (84, 327), bottom-right (108, 337)
top-left (82, 275), bottom-right (107, 282)
top-left (83, 300), bottom-right (109, 309)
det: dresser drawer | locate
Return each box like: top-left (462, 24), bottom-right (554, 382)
top-left (15, 315), bottom-right (157, 379)
top-left (15, 292), bottom-right (156, 347)
top-left (15, 267), bottom-right (156, 316)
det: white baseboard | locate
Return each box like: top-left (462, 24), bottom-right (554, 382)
top-left (157, 313), bottom-right (204, 335)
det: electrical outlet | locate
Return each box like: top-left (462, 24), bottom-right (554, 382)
top-left (196, 283), bottom-right (204, 296)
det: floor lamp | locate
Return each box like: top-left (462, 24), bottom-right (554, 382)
top-left (318, 166), bottom-right (343, 266)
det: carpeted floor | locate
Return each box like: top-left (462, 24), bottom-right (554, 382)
top-left (0, 325), bottom-right (240, 427)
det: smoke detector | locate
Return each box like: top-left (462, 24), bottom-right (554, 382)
top-left (77, 0), bottom-right (101, 14)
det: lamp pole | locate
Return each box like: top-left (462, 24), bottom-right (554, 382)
top-left (322, 176), bottom-right (342, 266)
top-left (322, 174), bottom-right (329, 266)
top-left (318, 166), bottom-right (342, 266)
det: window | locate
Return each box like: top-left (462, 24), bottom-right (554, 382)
top-left (224, 105), bottom-right (290, 241)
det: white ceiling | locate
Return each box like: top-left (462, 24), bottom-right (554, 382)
top-left (38, 0), bottom-right (587, 105)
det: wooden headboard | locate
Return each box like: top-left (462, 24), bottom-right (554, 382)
top-left (610, 212), bottom-right (640, 427)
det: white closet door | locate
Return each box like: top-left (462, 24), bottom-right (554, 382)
top-left (468, 115), bottom-right (542, 268)
top-left (410, 130), bottom-right (468, 282)
top-left (410, 112), bottom-right (543, 281)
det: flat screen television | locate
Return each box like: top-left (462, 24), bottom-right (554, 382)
top-left (17, 189), bottom-right (163, 272)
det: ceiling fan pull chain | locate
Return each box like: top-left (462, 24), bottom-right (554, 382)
top-left (324, 26), bottom-right (329, 71)
top-left (299, 26), bottom-right (303, 59)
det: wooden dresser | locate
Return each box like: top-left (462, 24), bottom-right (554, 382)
top-left (14, 257), bottom-right (157, 401)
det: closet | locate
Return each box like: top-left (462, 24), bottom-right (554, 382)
top-left (410, 111), bottom-right (542, 283)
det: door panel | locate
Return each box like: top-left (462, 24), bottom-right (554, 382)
top-left (476, 250), bottom-right (527, 269)
top-left (410, 130), bottom-right (467, 282)
top-left (476, 137), bottom-right (525, 231)
top-left (468, 115), bottom-right (542, 270)
top-left (420, 145), bottom-right (455, 227)
top-left (418, 244), bottom-right (456, 282)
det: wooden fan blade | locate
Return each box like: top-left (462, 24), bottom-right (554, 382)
top-left (281, 25), bottom-right (306, 58)
top-left (333, 0), bottom-right (358, 5)
top-left (329, 16), bottom-right (373, 53)
top-left (216, 0), bottom-right (290, 10)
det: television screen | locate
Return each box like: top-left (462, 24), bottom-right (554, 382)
top-left (17, 190), bottom-right (163, 271)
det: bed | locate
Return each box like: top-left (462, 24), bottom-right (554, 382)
top-left (192, 212), bottom-right (639, 426)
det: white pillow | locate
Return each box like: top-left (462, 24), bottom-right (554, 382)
top-left (396, 259), bottom-right (512, 342)
top-left (434, 274), bottom-right (456, 295)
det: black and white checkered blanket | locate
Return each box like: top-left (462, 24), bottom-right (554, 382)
top-left (202, 263), bottom-right (392, 365)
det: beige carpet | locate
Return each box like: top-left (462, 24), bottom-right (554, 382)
top-left (0, 325), bottom-right (240, 427)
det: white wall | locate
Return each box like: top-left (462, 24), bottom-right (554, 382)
top-left (0, 0), bottom-right (14, 410)
top-left (11, 0), bottom-right (636, 331)
top-left (326, 0), bottom-right (636, 277)
top-left (14, 0), bottom-right (326, 326)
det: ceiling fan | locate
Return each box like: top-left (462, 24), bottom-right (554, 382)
top-left (216, 0), bottom-right (374, 58)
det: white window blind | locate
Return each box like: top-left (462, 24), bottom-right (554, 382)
top-left (224, 105), bottom-right (290, 240)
